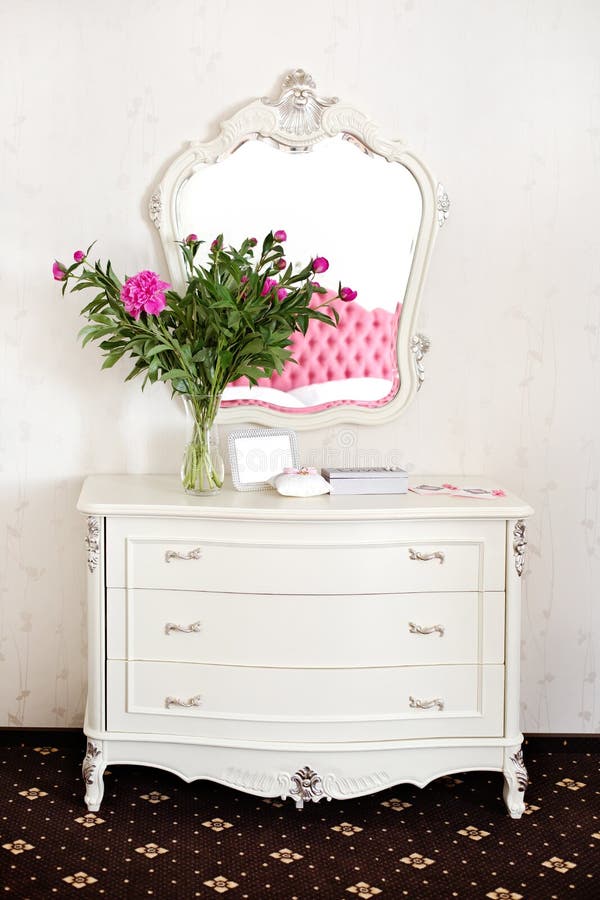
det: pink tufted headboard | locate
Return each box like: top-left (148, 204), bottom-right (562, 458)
top-left (229, 294), bottom-right (400, 393)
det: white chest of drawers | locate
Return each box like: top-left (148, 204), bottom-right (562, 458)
top-left (78, 474), bottom-right (532, 817)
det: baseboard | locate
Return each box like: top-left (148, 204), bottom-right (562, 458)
top-left (523, 733), bottom-right (600, 752)
top-left (0, 728), bottom-right (598, 751)
top-left (0, 727), bottom-right (82, 747)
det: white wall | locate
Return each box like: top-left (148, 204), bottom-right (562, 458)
top-left (1, 0), bottom-right (598, 732)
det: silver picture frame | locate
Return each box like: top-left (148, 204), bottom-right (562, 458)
top-left (228, 428), bottom-right (299, 492)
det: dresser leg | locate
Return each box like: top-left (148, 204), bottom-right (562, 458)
top-left (502, 744), bottom-right (528, 818)
top-left (82, 739), bottom-right (106, 812)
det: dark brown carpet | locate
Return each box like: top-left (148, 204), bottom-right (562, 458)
top-left (0, 734), bottom-right (598, 899)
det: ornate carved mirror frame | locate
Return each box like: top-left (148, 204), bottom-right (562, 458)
top-left (150, 69), bottom-right (449, 429)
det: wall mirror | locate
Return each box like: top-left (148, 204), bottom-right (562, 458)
top-left (151, 69), bottom-right (448, 428)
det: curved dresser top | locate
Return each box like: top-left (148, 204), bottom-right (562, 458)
top-left (77, 474), bottom-right (533, 522)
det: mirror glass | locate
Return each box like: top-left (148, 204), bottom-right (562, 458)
top-left (175, 134), bottom-right (422, 412)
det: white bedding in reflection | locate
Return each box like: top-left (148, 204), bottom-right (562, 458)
top-left (223, 377), bottom-right (393, 408)
top-left (223, 385), bottom-right (305, 408)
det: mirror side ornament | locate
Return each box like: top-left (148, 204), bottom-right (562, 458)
top-left (151, 69), bottom-right (447, 428)
top-left (437, 183), bottom-right (450, 227)
top-left (149, 189), bottom-right (162, 231)
top-left (411, 334), bottom-right (431, 391)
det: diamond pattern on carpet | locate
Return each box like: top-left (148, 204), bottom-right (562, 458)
top-left (0, 736), bottom-right (598, 898)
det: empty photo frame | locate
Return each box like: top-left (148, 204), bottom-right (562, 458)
top-left (228, 428), bottom-right (299, 491)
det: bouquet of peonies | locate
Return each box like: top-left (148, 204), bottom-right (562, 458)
top-left (53, 230), bottom-right (356, 494)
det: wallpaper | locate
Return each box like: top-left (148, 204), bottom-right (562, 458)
top-left (0, 0), bottom-right (598, 732)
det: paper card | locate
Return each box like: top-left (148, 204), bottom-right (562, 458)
top-left (409, 483), bottom-right (506, 499)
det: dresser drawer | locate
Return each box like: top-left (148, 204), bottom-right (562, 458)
top-left (107, 660), bottom-right (504, 741)
top-left (107, 588), bottom-right (505, 667)
top-left (105, 518), bottom-right (505, 593)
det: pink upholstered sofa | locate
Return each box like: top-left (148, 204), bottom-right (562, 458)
top-left (224, 297), bottom-right (400, 412)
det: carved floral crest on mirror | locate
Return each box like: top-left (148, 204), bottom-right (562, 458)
top-left (150, 69), bottom-right (449, 428)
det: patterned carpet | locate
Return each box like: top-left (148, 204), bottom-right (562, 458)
top-left (0, 734), bottom-right (598, 899)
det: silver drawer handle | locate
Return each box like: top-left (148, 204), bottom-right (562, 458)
top-left (165, 547), bottom-right (202, 563)
top-left (408, 548), bottom-right (445, 564)
top-left (409, 695), bottom-right (445, 711)
top-left (408, 622), bottom-right (445, 637)
top-left (165, 621), bottom-right (202, 635)
top-left (165, 694), bottom-right (202, 709)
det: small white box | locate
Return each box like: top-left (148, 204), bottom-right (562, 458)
top-left (322, 467), bottom-right (409, 495)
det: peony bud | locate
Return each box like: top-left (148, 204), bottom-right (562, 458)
top-left (210, 236), bottom-right (222, 251)
top-left (248, 237), bottom-right (257, 246)
top-left (261, 277), bottom-right (278, 297)
top-left (240, 275), bottom-right (248, 284)
top-left (52, 261), bottom-right (66, 280)
top-left (273, 229), bottom-right (287, 242)
top-left (312, 256), bottom-right (329, 274)
top-left (185, 233), bottom-right (198, 243)
top-left (277, 287), bottom-right (288, 301)
top-left (340, 286), bottom-right (357, 302)
top-left (73, 250), bottom-right (85, 263)
top-left (276, 258), bottom-right (286, 270)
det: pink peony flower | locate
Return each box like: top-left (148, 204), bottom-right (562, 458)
top-left (340, 286), bottom-right (357, 302)
top-left (120, 270), bottom-right (170, 319)
top-left (185, 233), bottom-right (198, 243)
top-left (273, 229), bottom-right (287, 242)
top-left (52, 261), bottom-right (66, 280)
top-left (260, 277), bottom-right (278, 297)
top-left (312, 256), bottom-right (329, 274)
top-left (73, 250), bottom-right (85, 263)
top-left (277, 258), bottom-right (286, 270)
top-left (277, 287), bottom-right (288, 301)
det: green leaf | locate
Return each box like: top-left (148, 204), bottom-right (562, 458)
top-left (240, 337), bottom-right (265, 355)
top-left (101, 350), bottom-right (126, 369)
top-left (237, 363), bottom-right (269, 378)
top-left (261, 231), bottom-right (274, 257)
top-left (145, 344), bottom-right (171, 358)
top-left (308, 309), bottom-right (336, 326)
top-left (159, 368), bottom-right (189, 382)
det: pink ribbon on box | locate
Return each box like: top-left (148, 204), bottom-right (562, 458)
top-left (283, 466), bottom-right (318, 476)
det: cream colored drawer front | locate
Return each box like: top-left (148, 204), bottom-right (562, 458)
top-left (106, 518), bottom-right (505, 593)
top-left (107, 660), bottom-right (504, 741)
top-left (107, 588), bottom-right (505, 667)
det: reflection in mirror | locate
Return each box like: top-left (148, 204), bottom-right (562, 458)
top-left (154, 68), bottom-right (445, 426)
top-left (176, 135), bottom-right (422, 411)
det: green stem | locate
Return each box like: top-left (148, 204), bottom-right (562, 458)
top-left (181, 393), bottom-right (224, 493)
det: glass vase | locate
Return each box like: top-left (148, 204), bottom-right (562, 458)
top-left (180, 394), bottom-right (225, 496)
